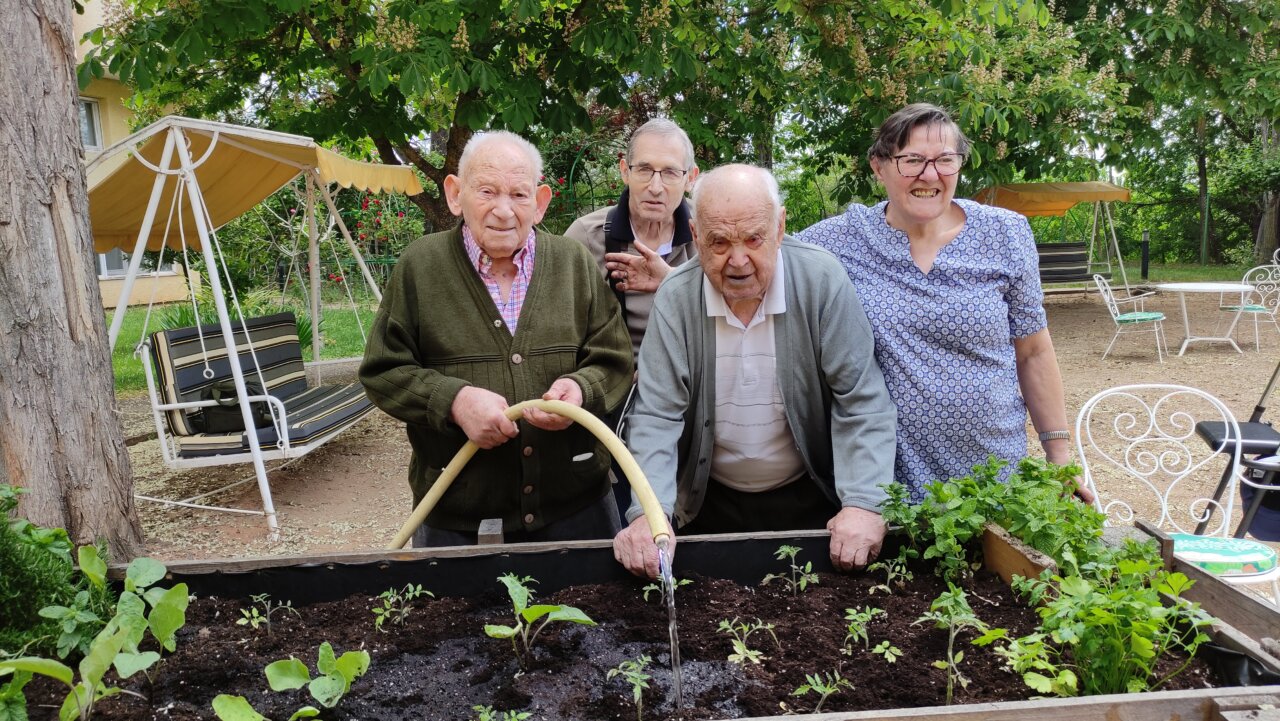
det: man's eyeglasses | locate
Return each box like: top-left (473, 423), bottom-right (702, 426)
top-left (629, 165), bottom-right (690, 185)
top-left (891, 153), bottom-right (965, 178)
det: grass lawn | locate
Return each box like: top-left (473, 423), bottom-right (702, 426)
top-left (110, 304), bottom-right (378, 394)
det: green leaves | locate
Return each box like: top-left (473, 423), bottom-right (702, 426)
top-left (261, 642), bottom-right (371, 710)
top-left (487, 574), bottom-right (596, 670)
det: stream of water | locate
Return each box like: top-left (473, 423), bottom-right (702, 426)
top-left (657, 544), bottom-right (684, 713)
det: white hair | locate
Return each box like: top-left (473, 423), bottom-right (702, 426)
top-left (456, 130), bottom-right (544, 182)
top-left (690, 164), bottom-right (782, 222)
top-left (627, 118), bottom-right (696, 170)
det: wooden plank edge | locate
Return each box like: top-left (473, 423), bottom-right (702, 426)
top-left (744, 684), bottom-right (1280, 721)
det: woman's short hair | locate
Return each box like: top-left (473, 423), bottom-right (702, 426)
top-left (867, 103), bottom-right (972, 162)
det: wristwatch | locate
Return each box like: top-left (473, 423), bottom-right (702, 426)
top-left (1037, 430), bottom-right (1071, 442)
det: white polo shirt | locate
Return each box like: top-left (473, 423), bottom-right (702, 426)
top-left (703, 251), bottom-right (807, 492)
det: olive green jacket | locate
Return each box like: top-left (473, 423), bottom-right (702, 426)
top-left (360, 226), bottom-right (633, 532)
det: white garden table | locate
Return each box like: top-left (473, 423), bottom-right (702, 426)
top-left (1155, 281), bottom-right (1254, 355)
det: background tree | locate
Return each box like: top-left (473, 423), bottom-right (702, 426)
top-left (1069, 0), bottom-right (1280, 262)
top-left (1, 0), bottom-right (142, 557)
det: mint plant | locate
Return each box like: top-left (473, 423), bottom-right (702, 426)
top-left (606, 655), bottom-right (652, 721)
top-left (761, 544), bottom-right (819, 595)
top-left (470, 705), bottom-right (531, 721)
top-left (212, 641), bottom-right (371, 720)
top-left (872, 640), bottom-right (902, 663)
top-left (641, 577), bottom-right (691, 602)
top-left (372, 583), bottom-right (433, 632)
top-left (0, 552), bottom-right (189, 721)
top-left (913, 584), bottom-right (998, 706)
top-left (790, 670), bottom-right (853, 713)
top-left (236, 593), bottom-right (300, 637)
top-left (840, 606), bottom-right (884, 653)
top-left (716, 617), bottom-right (780, 666)
top-left (483, 574), bottom-right (596, 670)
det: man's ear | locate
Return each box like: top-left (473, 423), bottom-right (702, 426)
top-left (443, 175), bottom-right (464, 216)
top-left (777, 206), bottom-right (787, 239)
top-left (533, 184), bottom-right (553, 223)
top-left (685, 164), bottom-right (700, 190)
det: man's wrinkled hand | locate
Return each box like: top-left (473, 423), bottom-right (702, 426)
top-left (605, 242), bottom-right (671, 294)
top-left (613, 515), bottom-right (674, 579)
top-left (827, 506), bottom-right (886, 571)
top-left (523, 378), bottom-right (583, 432)
top-left (450, 386), bottom-right (519, 449)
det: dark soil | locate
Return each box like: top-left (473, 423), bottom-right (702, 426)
top-left (22, 561), bottom-right (1218, 721)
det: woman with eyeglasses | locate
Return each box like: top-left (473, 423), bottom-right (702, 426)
top-left (798, 103), bottom-right (1086, 504)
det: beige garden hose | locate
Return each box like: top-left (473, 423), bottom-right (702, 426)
top-left (387, 399), bottom-right (670, 550)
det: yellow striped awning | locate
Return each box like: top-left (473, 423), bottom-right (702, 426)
top-left (86, 116), bottom-right (424, 252)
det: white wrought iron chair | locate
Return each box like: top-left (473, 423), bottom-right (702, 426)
top-left (1076, 384), bottom-right (1280, 605)
top-left (1272, 248), bottom-right (1280, 265)
top-left (1219, 264), bottom-right (1280, 351)
top-left (1094, 274), bottom-right (1166, 362)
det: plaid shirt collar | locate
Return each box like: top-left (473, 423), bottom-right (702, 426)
top-left (462, 224), bottom-right (537, 334)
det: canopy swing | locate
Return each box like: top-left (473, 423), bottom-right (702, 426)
top-left (88, 116), bottom-right (424, 539)
top-left (973, 181), bottom-right (1133, 294)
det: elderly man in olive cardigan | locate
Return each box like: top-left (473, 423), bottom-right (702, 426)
top-left (360, 131), bottom-right (634, 547)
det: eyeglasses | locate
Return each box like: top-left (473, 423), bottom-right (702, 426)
top-left (628, 165), bottom-right (690, 185)
top-left (891, 153), bottom-right (965, 178)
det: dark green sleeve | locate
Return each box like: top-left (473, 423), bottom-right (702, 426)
top-left (359, 253), bottom-right (470, 432)
top-left (561, 246), bottom-right (633, 417)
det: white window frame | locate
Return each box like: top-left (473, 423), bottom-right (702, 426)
top-left (78, 98), bottom-right (103, 151)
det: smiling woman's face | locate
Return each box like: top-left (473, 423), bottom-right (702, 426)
top-left (871, 123), bottom-right (961, 228)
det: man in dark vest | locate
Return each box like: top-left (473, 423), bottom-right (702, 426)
top-left (565, 118), bottom-right (700, 358)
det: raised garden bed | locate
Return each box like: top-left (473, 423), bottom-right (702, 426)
top-left (19, 528), bottom-right (1280, 721)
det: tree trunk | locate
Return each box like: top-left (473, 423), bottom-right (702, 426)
top-left (1196, 115), bottom-right (1211, 265)
top-left (1255, 120), bottom-right (1278, 263)
top-left (0, 0), bottom-right (142, 557)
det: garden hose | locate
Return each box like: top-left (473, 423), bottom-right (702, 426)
top-left (387, 399), bottom-right (670, 550)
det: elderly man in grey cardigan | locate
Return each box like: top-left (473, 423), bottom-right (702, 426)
top-left (613, 164), bottom-right (897, 578)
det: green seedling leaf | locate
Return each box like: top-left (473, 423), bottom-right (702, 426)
top-left (315, 642), bottom-right (337, 677)
top-left (484, 624), bottom-right (517, 639)
top-left (496, 574), bottom-right (533, 613)
top-left (125, 558), bottom-right (166, 591)
top-left (265, 658), bottom-right (311, 691)
top-left (308, 675), bottom-right (346, 708)
top-left (332, 651), bottom-right (370, 684)
top-left (0, 658), bottom-right (74, 687)
top-left (59, 683), bottom-right (92, 721)
top-left (520, 604), bottom-right (559, 624)
top-left (112, 650), bottom-right (160, 679)
top-left (148, 584), bottom-right (190, 652)
top-left (546, 607), bottom-right (597, 626)
top-left (77, 546), bottom-right (107, 589)
top-left (212, 694), bottom-right (267, 721)
top-left (288, 708), bottom-right (320, 721)
top-left (80, 626), bottom-right (129, 689)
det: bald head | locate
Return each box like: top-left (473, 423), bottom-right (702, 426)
top-left (456, 130), bottom-right (544, 182)
top-left (690, 164), bottom-right (786, 322)
top-left (691, 164), bottom-right (783, 231)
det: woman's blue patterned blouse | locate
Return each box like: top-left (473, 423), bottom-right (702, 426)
top-left (798, 199), bottom-right (1047, 501)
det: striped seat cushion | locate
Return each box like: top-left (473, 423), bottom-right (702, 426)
top-left (1169, 533), bottom-right (1278, 577)
top-left (1117, 311), bottom-right (1164, 324)
top-left (175, 382), bottom-right (373, 458)
top-left (151, 313), bottom-right (309, 436)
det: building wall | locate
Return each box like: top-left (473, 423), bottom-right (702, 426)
top-left (73, 1), bottom-right (195, 308)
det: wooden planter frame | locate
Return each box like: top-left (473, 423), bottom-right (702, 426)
top-left (134, 526), bottom-right (1280, 721)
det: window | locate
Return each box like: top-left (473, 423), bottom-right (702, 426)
top-left (78, 98), bottom-right (102, 151)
